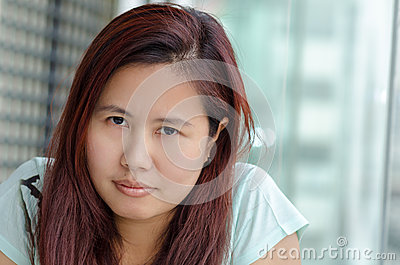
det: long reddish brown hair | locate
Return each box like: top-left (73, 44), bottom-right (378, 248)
top-left (29, 3), bottom-right (255, 264)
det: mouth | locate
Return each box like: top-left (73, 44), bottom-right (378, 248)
top-left (113, 181), bottom-right (155, 198)
top-left (112, 179), bottom-right (155, 189)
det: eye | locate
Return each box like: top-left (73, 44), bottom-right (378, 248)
top-left (108, 116), bottom-right (128, 127)
top-left (158, 126), bottom-right (179, 136)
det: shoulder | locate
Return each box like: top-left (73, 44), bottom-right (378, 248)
top-left (0, 157), bottom-right (50, 194)
top-left (0, 156), bottom-right (51, 222)
top-left (228, 162), bottom-right (309, 265)
top-left (0, 157), bottom-right (50, 265)
top-left (231, 162), bottom-right (289, 217)
top-left (232, 161), bottom-right (277, 202)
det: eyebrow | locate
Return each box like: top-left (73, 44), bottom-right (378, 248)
top-left (153, 118), bottom-right (194, 128)
top-left (96, 104), bottom-right (133, 117)
top-left (96, 104), bottom-right (194, 127)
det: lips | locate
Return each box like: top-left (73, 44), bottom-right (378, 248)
top-left (113, 179), bottom-right (154, 189)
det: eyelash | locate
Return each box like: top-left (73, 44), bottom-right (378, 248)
top-left (108, 116), bottom-right (128, 127)
top-left (157, 126), bottom-right (179, 136)
top-left (107, 116), bottom-right (179, 136)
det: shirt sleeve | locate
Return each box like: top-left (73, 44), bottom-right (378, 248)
top-left (0, 159), bottom-right (41, 265)
top-left (231, 163), bottom-right (309, 265)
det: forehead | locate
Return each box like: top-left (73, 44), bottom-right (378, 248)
top-left (99, 64), bottom-right (206, 117)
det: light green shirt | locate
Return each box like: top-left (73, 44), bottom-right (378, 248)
top-left (0, 157), bottom-right (309, 265)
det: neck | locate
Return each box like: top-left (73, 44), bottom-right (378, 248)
top-left (114, 208), bottom-right (177, 263)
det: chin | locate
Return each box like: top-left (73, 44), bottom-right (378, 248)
top-left (113, 205), bottom-right (156, 220)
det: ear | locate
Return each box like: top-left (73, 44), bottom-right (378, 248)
top-left (212, 117), bottom-right (229, 142)
top-left (206, 117), bottom-right (229, 157)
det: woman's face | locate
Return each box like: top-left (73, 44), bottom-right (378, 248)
top-left (86, 64), bottom-right (225, 222)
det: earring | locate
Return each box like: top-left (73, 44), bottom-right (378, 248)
top-left (204, 155), bottom-right (212, 166)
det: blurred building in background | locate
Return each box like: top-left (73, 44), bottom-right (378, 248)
top-left (1, 0), bottom-right (399, 264)
top-left (214, 0), bottom-right (398, 264)
top-left (0, 0), bottom-right (116, 181)
top-left (212, 0), bottom-right (398, 264)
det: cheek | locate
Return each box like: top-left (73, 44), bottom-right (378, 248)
top-left (86, 127), bottom-right (122, 178)
top-left (159, 135), bottom-right (209, 168)
top-left (179, 134), bottom-right (210, 157)
top-left (154, 137), bottom-right (205, 186)
top-left (153, 158), bottom-right (202, 204)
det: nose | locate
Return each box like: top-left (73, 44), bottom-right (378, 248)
top-left (120, 130), bottom-right (152, 171)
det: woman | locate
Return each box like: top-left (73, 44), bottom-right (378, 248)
top-left (0, 3), bottom-right (309, 265)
